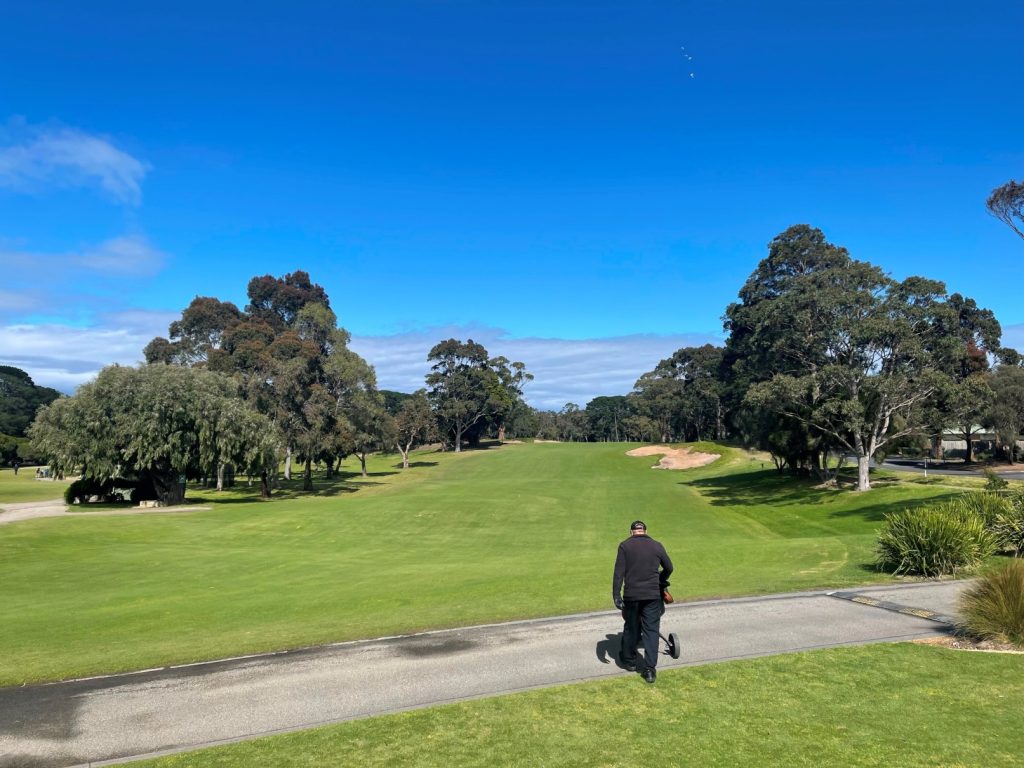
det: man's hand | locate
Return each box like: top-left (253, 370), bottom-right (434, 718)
top-left (614, 596), bottom-right (624, 611)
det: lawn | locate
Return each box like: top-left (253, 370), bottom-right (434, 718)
top-left (127, 643), bottom-right (1024, 768)
top-left (0, 442), bottom-right (958, 685)
top-left (0, 467), bottom-right (72, 503)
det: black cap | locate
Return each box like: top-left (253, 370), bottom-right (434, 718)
top-left (630, 520), bottom-right (646, 531)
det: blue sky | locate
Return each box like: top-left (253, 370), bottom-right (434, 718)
top-left (1, 1), bottom-right (1022, 409)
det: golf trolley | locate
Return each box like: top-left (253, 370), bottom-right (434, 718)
top-left (620, 605), bottom-right (681, 660)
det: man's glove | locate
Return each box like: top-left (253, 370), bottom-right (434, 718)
top-left (614, 596), bottom-right (625, 611)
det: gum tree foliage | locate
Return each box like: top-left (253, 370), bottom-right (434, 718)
top-left (630, 345), bottom-right (725, 443)
top-left (726, 225), bottom-right (998, 491)
top-left (987, 179), bottom-right (1024, 241)
top-left (425, 339), bottom-right (530, 452)
top-left (585, 396), bottom-right (633, 442)
top-left (145, 272), bottom-right (381, 491)
top-left (28, 365), bottom-right (277, 504)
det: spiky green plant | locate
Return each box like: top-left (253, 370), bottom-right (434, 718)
top-left (959, 560), bottom-right (1024, 646)
top-left (876, 503), bottom-right (997, 577)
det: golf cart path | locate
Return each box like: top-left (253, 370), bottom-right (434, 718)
top-left (1, 580), bottom-right (969, 768)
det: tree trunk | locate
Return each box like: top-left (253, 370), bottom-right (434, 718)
top-left (498, 423), bottom-right (506, 442)
top-left (216, 463), bottom-right (225, 492)
top-left (358, 451), bottom-right (368, 477)
top-left (153, 473), bottom-right (186, 505)
top-left (284, 445), bottom-right (293, 480)
top-left (964, 433), bottom-right (975, 464)
top-left (399, 443), bottom-right (410, 469)
top-left (303, 457), bottom-right (313, 491)
top-left (325, 457), bottom-right (334, 479)
top-left (856, 455), bottom-right (871, 491)
top-left (260, 470), bottom-right (271, 498)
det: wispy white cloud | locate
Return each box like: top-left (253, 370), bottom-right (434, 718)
top-left (76, 234), bottom-right (167, 275)
top-left (350, 325), bottom-right (723, 410)
top-left (0, 122), bottom-right (148, 206)
top-left (0, 310), bottom-right (176, 393)
top-left (0, 319), bottom-right (721, 407)
top-left (0, 234), bottom-right (167, 287)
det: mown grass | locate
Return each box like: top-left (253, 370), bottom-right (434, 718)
top-left (0, 442), bottom-right (957, 685)
top-left (0, 467), bottom-right (72, 503)
top-left (127, 643), bottom-right (1024, 768)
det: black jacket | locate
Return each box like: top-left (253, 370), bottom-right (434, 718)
top-left (612, 534), bottom-right (673, 601)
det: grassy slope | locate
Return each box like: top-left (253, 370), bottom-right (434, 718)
top-left (129, 643), bottom-right (1024, 768)
top-left (0, 443), bottom-right (956, 685)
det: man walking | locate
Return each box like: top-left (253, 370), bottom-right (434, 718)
top-left (612, 520), bottom-right (673, 683)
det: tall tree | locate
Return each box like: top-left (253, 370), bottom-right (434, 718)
top-left (426, 339), bottom-right (512, 452)
top-left (393, 391), bottom-right (436, 469)
top-left (488, 357), bottom-right (534, 442)
top-left (729, 225), bottom-right (992, 491)
top-left (987, 179), bottom-right (1024, 240)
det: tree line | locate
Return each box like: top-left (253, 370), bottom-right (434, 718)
top-left (20, 217), bottom-right (1024, 498)
top-left (28, 271), bottom-right (531, 504)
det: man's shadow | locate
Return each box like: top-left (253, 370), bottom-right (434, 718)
top-left (596, 632), bottom-right (640, 670)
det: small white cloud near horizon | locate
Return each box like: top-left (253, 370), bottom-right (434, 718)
top-left (0, 121), bottom-right (148, 206)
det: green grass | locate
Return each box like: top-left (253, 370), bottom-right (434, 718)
top-left (0, 467), bottom-right (72, 503)
top-left (0, 442), bottom-right (958, 685)
top-left (127, 643), bottom-right (1024, 768)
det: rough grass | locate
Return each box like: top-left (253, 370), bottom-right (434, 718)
top-left (0, 442), bottom-right (956, 685)
top-left (127, 643), bottom-right (1024, 768)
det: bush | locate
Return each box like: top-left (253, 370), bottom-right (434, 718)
top-left (992, 498), bottom-right (1024, 556)
top-left (954, 492), bottom-right (1012, 530)
top-left (876, 503), bottom-right (997, 577)
top-left (959, 560), bottom-right (1024, 646)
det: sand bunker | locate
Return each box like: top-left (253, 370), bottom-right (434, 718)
top-left (626, 445), bottom-right (719, 470)
top-left (0, 500), bottom-right (209, 525)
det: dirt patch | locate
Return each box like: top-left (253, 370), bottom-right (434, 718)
top-left (534, 440), bottom-right (561, 444)
top-left (913, 635), bottom-right (1024, 654)
top-left (626, 445), bottom-right (720, 470)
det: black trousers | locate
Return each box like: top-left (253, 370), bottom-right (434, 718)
top-left (621, 598), bottom-right (663, 669)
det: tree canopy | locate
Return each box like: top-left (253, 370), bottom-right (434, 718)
top-left (0, 366), bottom-right (62, 439)
top-left (29, 364), bottom-right (277, 504)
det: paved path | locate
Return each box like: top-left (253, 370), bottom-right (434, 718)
top-left (0, 580), bottom-right (969, 768)
top-left (0, 501), bottom-right (208, 526)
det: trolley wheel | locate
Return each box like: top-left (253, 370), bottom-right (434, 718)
top-left (668, 632), bottom-right (681, 659)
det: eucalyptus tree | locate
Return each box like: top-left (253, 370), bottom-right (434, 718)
top-left (986, 364), bottom-right (1024, 463)
top-left (727, 225), bottom-right (997, 491)
top-left (394, 391), bottom-right (436, 468)
top-left (425, 339), bottom-right (529, 452)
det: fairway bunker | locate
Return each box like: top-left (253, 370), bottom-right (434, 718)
top-left (626, 445), bottom-right (719, 470)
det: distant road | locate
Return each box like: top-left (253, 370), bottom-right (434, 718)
top-left (878, 457), bottom-right (1024, 481)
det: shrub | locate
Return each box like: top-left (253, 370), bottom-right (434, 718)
top-left (876, 503), bottom-right (997, 577)
top-left (992, 498), bottom-right (1024, 556)
top-left (959, 560), bottom-right (1024, 646)
top-left (954, 492), bottom-right (1012, 529)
